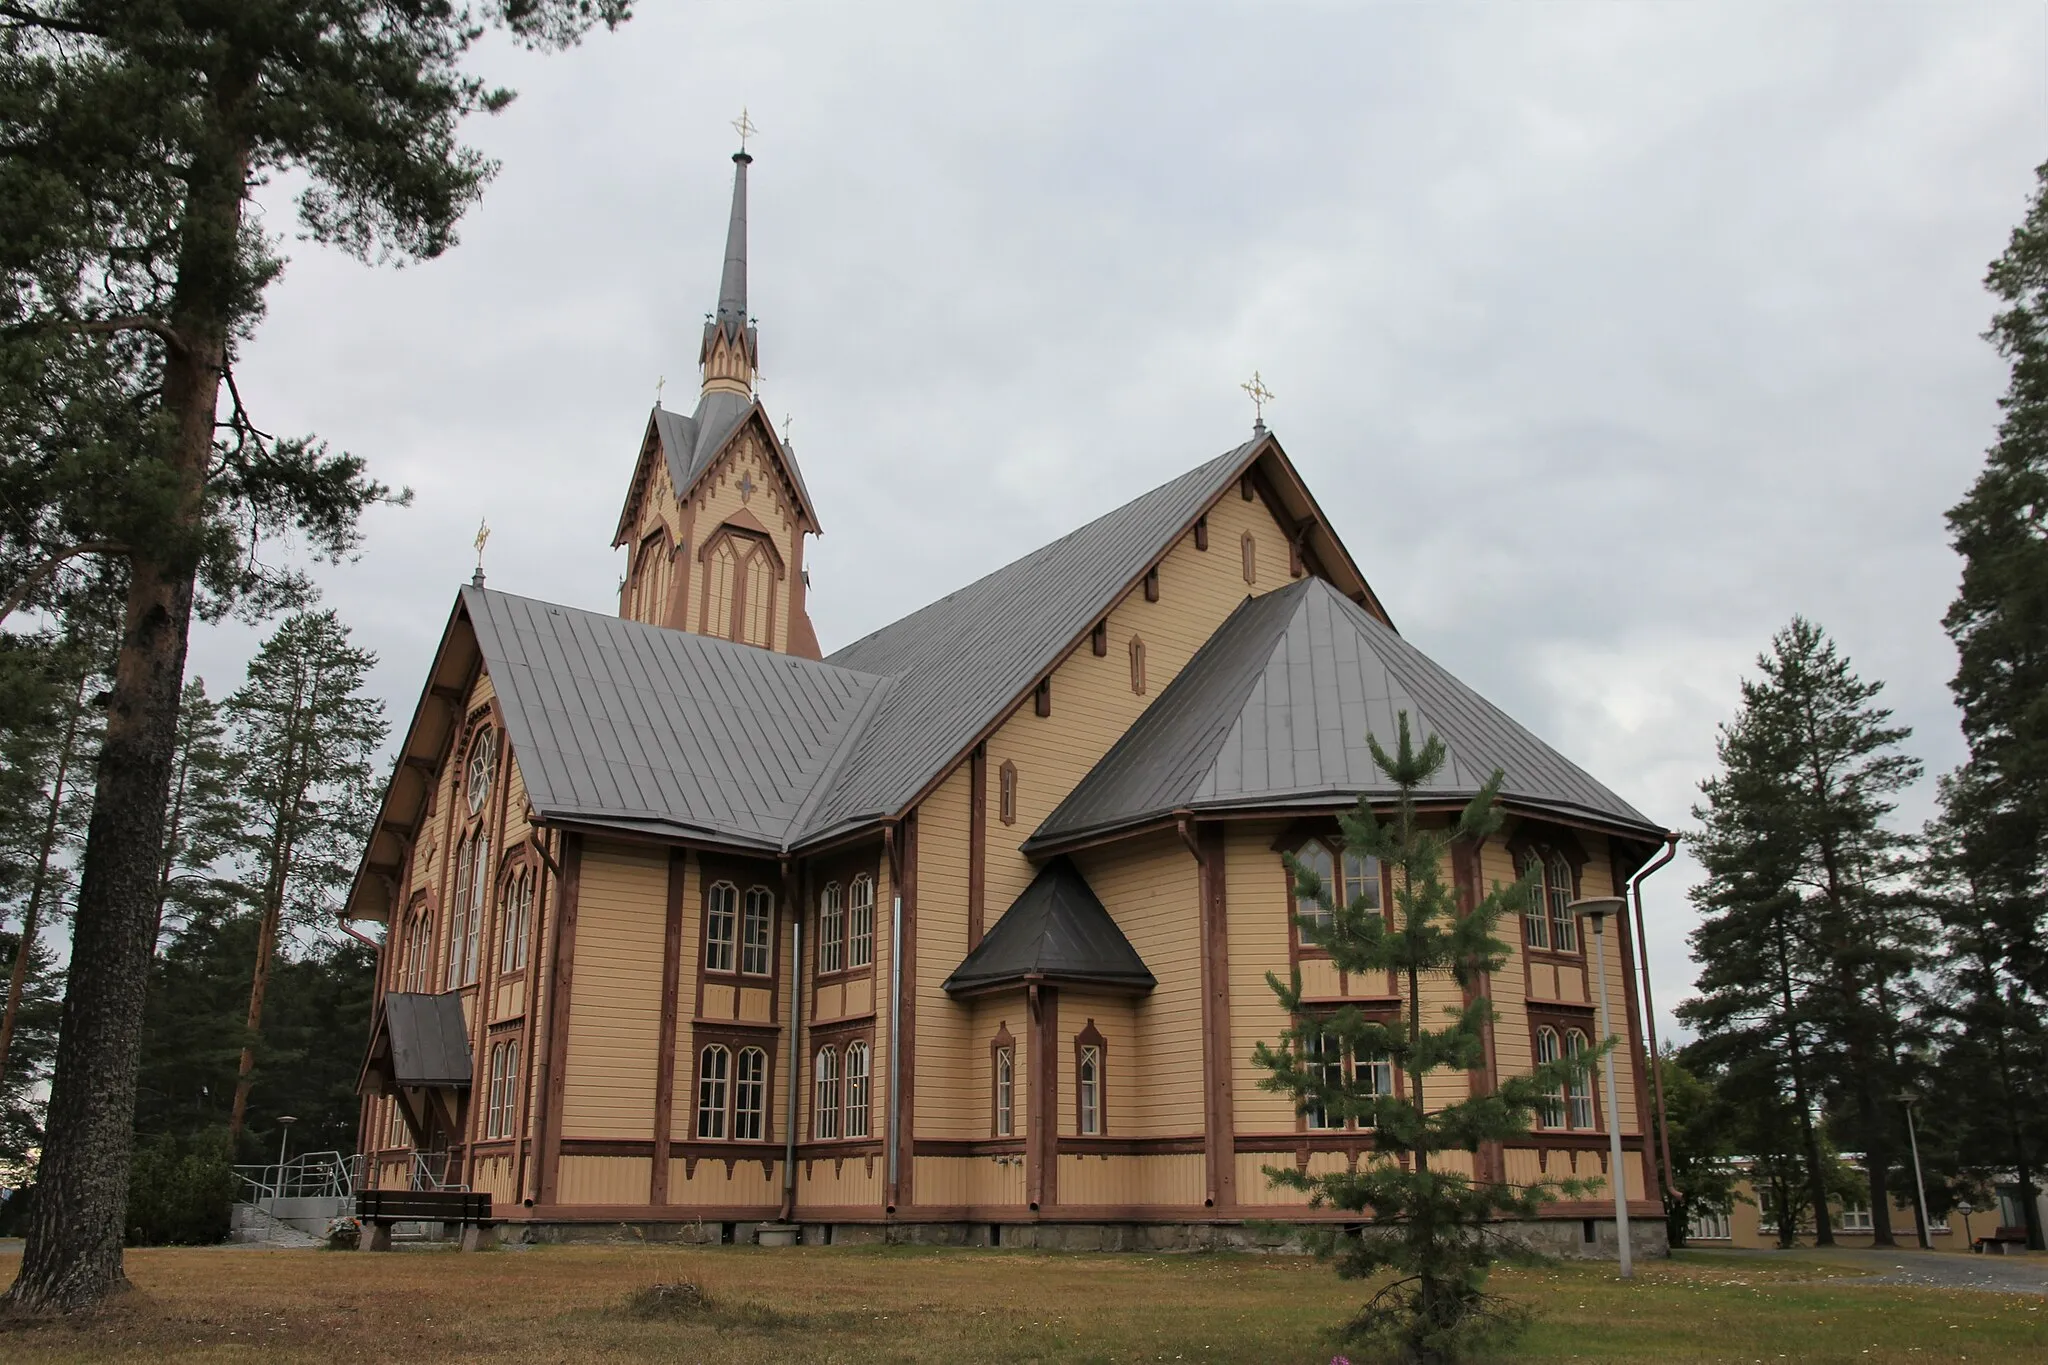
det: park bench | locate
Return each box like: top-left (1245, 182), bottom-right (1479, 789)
top-left (356, 1189), bottom-right (496, 1251)
top-left (1973, 1225), bottom-right (2030, 1254)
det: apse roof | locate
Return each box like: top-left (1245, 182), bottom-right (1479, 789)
top-left (375, 992), bottom-right (473, 1088)
top-left (1027, 576), bottom-right (1661, 851)
top-left (942, 857), bottom-right (1156, 996)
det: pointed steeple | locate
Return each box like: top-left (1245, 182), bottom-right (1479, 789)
top-left (699, 148), bottom-right (759, 398)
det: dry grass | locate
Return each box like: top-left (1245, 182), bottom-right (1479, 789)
top-left (0, 1241), bottom-right (2038, 1363)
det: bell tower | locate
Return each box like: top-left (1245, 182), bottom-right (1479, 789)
top-left (611, 132), bottom-right (823, 658)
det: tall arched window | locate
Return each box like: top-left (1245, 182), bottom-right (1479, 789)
top-left (697, 1045), bottom-right (731, 1139)
top-left (994, 1040), bottom-right (1014, 1138)
top-left (1077, 1043), bottom-right (1102, 1136)
top-left (1359, 1048), bottom-right (1393, 1100)
top-left (734, 1047), bottom-right (767, 1141)
top-left (1535, 1027), bottom-right (1565, 1129)
top-left (704, 881), bottom-right (737, 973)
top-left (1519, 851), bottom-right (1550, 950)
top-left (741, 544), bottom-right (773, 647)
top-left (741, 886), bottom-right (773, 975)
top-left (843, 1041), bottom-right (871, 1138)
top-left (813, 1046), bottom-right (841, 1139)
top-left (500, 871), bottom-right (531, 973)
top-left (1547, 853), bottom-right (1578, 952)
top-left (402, 909), bottom-right (433, 993)
top-left (1565, 1029), bottom-right (1595, 1129)
top-left (848, 875), bottom-right (875, 968)
top-left (461, 834), bottom-right (489, 985)
top-left (448, 838), bottom-right (473, 990)
top-left (1305, 1029), bottom-right (1344, 1130)
top-left (818, 882), bottom-right (844, 975)
top-left (485, 1039), bottom-right (520, 1139)
top-left (1292, 842), bottom-right (1336, 935)
top-left (707, 539), bottom-right (740, 641)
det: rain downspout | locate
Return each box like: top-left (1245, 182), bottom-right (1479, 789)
top-left (1629, 833), bottom-right (1682, 1204)
top-left (780, 896), bottom-right (803, 1222)
top-left (885, 823), bottom-right (903, 1212)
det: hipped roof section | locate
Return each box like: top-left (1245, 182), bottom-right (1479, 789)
top-left (1027, 577), bottom-right (1663, 852)
top-left (942, 857), bottom-right (1155, 997)
top-left (613, 396), bottom-right (821, 547)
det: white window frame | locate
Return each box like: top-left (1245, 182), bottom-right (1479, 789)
top-left (1565, 1029), bottom-right (1595, 1129)
top-left (1547, 853), bottom-right (1578, 952)
top-left (1306, 1029), bottom-right (1344, 1131)
top-left (848, 875), bottom-right (875, 969)
top-left (1521, 852), bottom-right (1550, 950)
top-left (818, 881), bottom-right (844, 974)
top-left (697, 1045), bottom-right (730, 1139)
top-left (1688, 1208), bottom-right (1732, 1241)
top-left (741, 886), bottom-right (773, 976)
top-left (1293, 842), bottom-right (1336, 935)
top-left (465, 727), bottom-right (496, 816)
top-left (844, 1041), bottom-right (871, 1138)
top-left (1839, 1201), bottom-right (1873, 1233)
top-left (814, 1046), bottom-right (842, 1139)
top-left (704, 881), bottom-right (737, 973)
top-left (733, 1046), bottom-right (766, 1142)
top-left (1536, 1026), bottom-right (1565, 1128)
top-left (995, 1047), bottom-right (1014, 1137)
top-left (1077, 1044), bottom-right (1102, 1136)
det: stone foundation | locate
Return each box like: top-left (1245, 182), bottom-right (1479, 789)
top-left (504, 1216), bottom-right (1668, 1261)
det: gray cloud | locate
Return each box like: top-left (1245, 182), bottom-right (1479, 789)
top-left (198, 1), bottom-right (2044, 1039)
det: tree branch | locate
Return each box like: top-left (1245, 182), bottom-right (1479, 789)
top-left (72, 314), bottom-right (187, 355)
top-left (0, 539), bottom-right (128, 627)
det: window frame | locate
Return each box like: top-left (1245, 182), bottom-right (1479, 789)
top-left (1285, 833), bottom-right (1386, 961)
top-left (843, 1040), bottom-right (872, 1139)
top-left (1516, 843), bottom-right (1585, 960)
top-left (848, 874), bottom-right (875, 969)
top-left (733, 1045), bottom-right (768, 1142)
top-left (1128, 633), bottom-right (1147, 694)
top-left (991, 1025), bottom-right (1016, 1138)
top-left (696, 1044), bottom-right (732, 1140)
top-left (1074, 1019), bottom-right (1107, 1137)
top-left (740, 886), bottom-right (774, 976)
top-left (1564, 1028), bottom-right (1596, 1129)
top-left (1535, 1025), bottom-right (1566, 1129)
top-left (704, 880), bottom-right (739, 974)
top-left (813, 1045), bottom-right (842, 1140)
top-left (817, 880), bottom-right (844, 975)
top-left (499, 866), bottom-right (533, 975)
top-left (998, 759), bottom-right (1017, 826)
top-left (464, 726), bottom-right (497, 817)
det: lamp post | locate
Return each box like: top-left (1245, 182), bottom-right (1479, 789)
top-left (1897, 1093), bottom-right (1932, 1250)
top-left (1570, 896), bottom-right (1632, 1279)
top-left (1956, 1201), bottom-right (1974, 1251)
top-left (276, 1114), bottom-right (298, 1187)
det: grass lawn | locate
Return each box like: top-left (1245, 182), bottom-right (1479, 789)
top-left (0, 1242), bottom-right (2039, 1363)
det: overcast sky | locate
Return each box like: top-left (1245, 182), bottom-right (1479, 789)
top-left (199, 2), bottom-right (2045, 1040)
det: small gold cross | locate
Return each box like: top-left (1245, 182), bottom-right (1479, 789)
top-left (472, 517), bottom-right (491, 584)
top-left (1241, 371), bottom-right (1275, 425)
top-left (732, 107), bottom-right (758, 153)
top-left (655, 375), bottom-right (666, 407)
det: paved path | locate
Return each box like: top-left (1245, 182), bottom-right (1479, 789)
top-left (1835, 1248), bottom-right (2048, 1295)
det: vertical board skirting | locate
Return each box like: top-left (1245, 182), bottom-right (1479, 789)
top-left (1197, 824), bottom-right (1236, 1209)
top-left (538, 832), bottom-right (583, 1206)
top-left (651, 847), bottom-right (688, 1204)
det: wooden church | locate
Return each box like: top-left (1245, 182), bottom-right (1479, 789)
top-left (347, 144), bottom-right (1673, 1253)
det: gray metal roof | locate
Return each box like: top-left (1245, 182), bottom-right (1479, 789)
top-left (464, 585), bottom-right (890, 851)
top-left (1028, 576), bottom-right (1662, 849)
top-left (942, 857), bottom-right (1155, 996)
top-left (797, 441), bottom-right (1260, 842)
top-left (712, 151), bottom-right (751, 343)
top-left (380, 992), bottom-right (473, 1087)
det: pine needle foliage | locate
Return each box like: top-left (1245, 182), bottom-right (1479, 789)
top-left (1253, 714), bottom-right (1602, 1365)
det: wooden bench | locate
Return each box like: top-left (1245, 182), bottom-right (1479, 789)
top-left (1974, 1225), bottom-right (2030, 1254)
top-left (356, 1189), bottom-right (495, 1251)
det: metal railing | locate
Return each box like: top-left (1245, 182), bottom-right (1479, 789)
top-left (233, 1150), bottom-right (361, 1205)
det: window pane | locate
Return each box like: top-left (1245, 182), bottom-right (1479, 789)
top-left (1361, 1050), bottom-right (1392, 1101)
top-left (1536, 1028), bottom-right (1565, 1128)
top-left (995, 1049), bottom-right (1013, 1137)
top-left (467, 729), bottom-right (495, 815)
top-left (1548, 855), bottom-right (1578, 952)
top-left (849, 876), bottom-right (875, 968)
top-left (1294, 844), bottom-right (1335, 934)
top-left (464, 835), bottom-right (488, 985)
top-left (1521, 854), bottom-right (1549, 950)
top-left (705, 883), bottom-right (737, 973)
top-left (1306, 1029), bottom-right (1343, 1130)
top-left (1566, 1030), bottom-right (1595, 1128)
top-left (449, 840), bottom-right (471, 988)
top-left (697, 1046), bottom-right (729, 1139)
top-left (814, 1047), bottom-right (841, 1139)
top-left (1078, 1045), bottom-right (1101, 1135)
top-left (734, 1048), bottom-right (766, 1141)
top-left (1341, 851), bottom-right (1381, 912)
top-left (844, 1042), bottom-right (871, 1138)
top-left (742, 887), bottom-right (773, 975)
top-left (819, 883), bottom-right (843, 975)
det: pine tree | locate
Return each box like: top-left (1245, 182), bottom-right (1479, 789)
top-left (218, 611), bottom-right (384, 1142)
top-left (1936, 159), bottom-right (2048, 1251)
top-left (1253, 716), bottom-right (1597, 1365)
top-left (1651, 1053), bottom-right (1742, 1249)
top-left (153, 680), bottom-right (241, 949)
top-left (0, 2), bottom-right (628, 1313)
top-left (1683, 619), bottom-right (1925, 1246)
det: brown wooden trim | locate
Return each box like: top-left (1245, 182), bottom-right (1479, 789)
top-left (1058, 1135), bottom-right (1201, 1156)
top-left (998, 759), bottom-right (1017, 826)
top-left (1194, 515), bottom-right (1208, 551)
top-left (693, 851), bottom-right (783, 1023)
top-left (1129, 634), bottom-right (1147, 694)
top-left (537, 831), bottom-right (583, 1206)
top-left (806, 843), bottom-right (883, 989)
top-left (1028, 982), bottom-right (1058, 1210)
top-left (891, 810), bottom-right (918, 1208)
top-left (684, 1024), bottom-right (780, 1146)
top-left (968, 746), bottom-right (987, 951)
top-left (1528, 1008), bottom-right (1606, 1136)
top-left (1090, 620), bottom-right (1107, 656)
top-left (1143, 566), bottom-right (1159, 602)
top-left (1241, 530), bottom-right (1257, 585)
top-left (1196, 823), bottom-right (1236, 1210)
top-left (650, 849), bottom-right (688, 1203)
top-left (1033, 677), bottom-right (1051, 717)
top-left (917, 1137), bottom-right (1026, 1158)
top-left (560, 1138), bottom-right (657, 1158)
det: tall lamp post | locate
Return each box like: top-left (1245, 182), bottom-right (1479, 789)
top-left (1898, 1093), bottom-right (1932, 1250)
top-left (276, 1114), bottom-right (298, 1187)
top-left (1571, 896), bottom-right (1632, 1279)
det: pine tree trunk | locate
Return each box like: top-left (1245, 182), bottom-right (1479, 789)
top-left (3, 119), bottom-right (246, 1315)
top-left (229, 879), bottom-right (287, 1142)
top-left (1772, 912), bottom-right (1834, 1245)
top-left (0, 672), bottom-right (87, 1087)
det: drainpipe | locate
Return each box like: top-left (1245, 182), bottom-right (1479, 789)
top-left (337, 912), bottom-right (381, 953)
top-left (780, 895), bottom-right (803, 1223)
top-left (1629, 834), bottom-right (1682, 1204)
top-left (886, 886), bottom-right (903, 1211)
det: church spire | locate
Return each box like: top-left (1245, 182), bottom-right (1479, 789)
top-left (699, 133), bottom-right (759, 398)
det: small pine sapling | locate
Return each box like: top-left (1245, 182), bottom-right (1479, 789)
top-left (1253, 715), bottom-right (1605, 1364)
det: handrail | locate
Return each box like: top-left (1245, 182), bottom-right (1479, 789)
top-left (233, 1150), bottom-right (362, 1204)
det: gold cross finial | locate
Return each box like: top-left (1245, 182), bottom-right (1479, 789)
top-left (472, 517), bottom-right (491, 586)
top-left (655, 374), bottom-right (667, 407)
top-left (732, 107), bottom-right (758, 153)
top-left (1241, 371), bottom-right (1275, 428)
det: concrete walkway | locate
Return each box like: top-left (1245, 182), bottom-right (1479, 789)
top-left (1693, 1246), bottom-right (2048, 1296)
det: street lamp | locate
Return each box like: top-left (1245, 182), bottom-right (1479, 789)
top-left (1956, 1201), bottom-right (1975, 1251)
top-left (276, 1114), bottom-right (298, 1180)
top-left (1896, 1092), bottom-right (1932, 1250)
top-left (1570, 896), bottom-right (1632, 1280)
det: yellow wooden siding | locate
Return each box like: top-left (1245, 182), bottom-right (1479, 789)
top-left (1075, 833), bottom-right (1203, 1139)
top-left (1054, 990), bottom-right (1136, 1139)
top-left (1224, 822), bottom-right (1297, 1134)
top-left (557, 1155), bottom-right (652, 1205)
top-left (672, 1155), bottom-right (780, 1206)
top-left (561, 841), bottom-right (667, 1139)
top-left (981, 492), bottom-right (1306, 926)
top-left (471, 1154), bottom-right (518, 1206)
top-left (913, 764), bottom-right (977, 1139)
top-left (1058, 1153), bottom-right (1205, 1206)
top-left (802, 1154), bottom-right (885, 1207)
